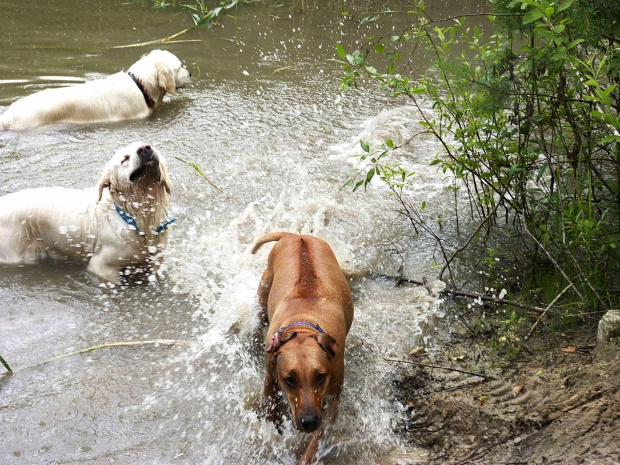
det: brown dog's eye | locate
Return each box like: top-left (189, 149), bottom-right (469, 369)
top-left (316, 373), bottom-right (327, 386)
top-left (284, 376), bottom-right (296, 388)
top-left (121, 155), bottom-right (130, 164)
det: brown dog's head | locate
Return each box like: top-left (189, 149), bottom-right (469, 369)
top-left (267, 329), bottom-right (338, 433)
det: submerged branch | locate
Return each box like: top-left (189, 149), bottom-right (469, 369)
top-left (383, 274), bottom-right (546, 314)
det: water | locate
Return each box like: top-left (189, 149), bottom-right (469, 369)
top-left (0, 1), bottom-right (484, 463)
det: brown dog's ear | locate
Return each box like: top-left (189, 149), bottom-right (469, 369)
top-left (266, 331), bottom-right (297, 354)
top-left (97, 174), bottom-right (111, 203)
top-left (314, 333), bottom-right (338, 360)
top-left (156, 63), bottom-right (176, 95)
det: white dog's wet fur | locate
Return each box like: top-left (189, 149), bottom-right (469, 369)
top-left (0, 142), bottom-right (173, 284)
top-left (0, 49), bottom-right (191, 131)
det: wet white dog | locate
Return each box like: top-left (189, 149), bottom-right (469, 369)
top-left (0, 50), bottom-right (191, 131)
top-left (0, 142), bottom-right (174, 284)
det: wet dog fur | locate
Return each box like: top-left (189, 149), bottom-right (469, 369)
top-left (252, 232), bottom-right (354, 464)
top-left (0, 142), bottom-right (172, 283)
top-left (0, 50), bottom-right (190, 130)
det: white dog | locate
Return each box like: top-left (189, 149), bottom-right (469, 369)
top-left (0, 142), bottom-right (174, 284)
top-left (0, 50), bottom-right (191, 131)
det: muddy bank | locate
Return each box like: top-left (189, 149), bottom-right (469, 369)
top-left (393, 304), bottom-right (620, 465)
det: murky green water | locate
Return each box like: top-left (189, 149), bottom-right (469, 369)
top-left (0, 1), bottom-right (484, 463)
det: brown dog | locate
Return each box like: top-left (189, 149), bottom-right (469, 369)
top-left (252, 232), bottom-right (354, 464)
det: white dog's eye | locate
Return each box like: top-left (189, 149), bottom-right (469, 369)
top-left (121, 155), bottom-right (130, 164)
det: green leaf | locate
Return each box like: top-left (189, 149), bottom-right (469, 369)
top-left (366, 168), bottom-right (376, 184)
top-left (360, 140), bottom-right (370, 152)
top-left (374, 43), bottom-right (385, 54)
top-left (508, 164), bottom-right (525, 176)
top-left (600, 135), bottom-right (620, 144)
top-left (566, 39), bottom-right (584, 49)
top-left (536, 162), bottom-right (548, 181)
top-left (336, 43), bottom-right (345, 59)
top-left (604, 115), bottom-right (620, 129)
top-left (523, 8), bottom-right (544, 24)
top-left (361, 15), bottom-right (379, 25)
top-left (556, 0), bottom-right (573, 12)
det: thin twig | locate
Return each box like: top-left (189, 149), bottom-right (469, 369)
top-left (383, 356), bottom-right (500, 380)
top-left (526, 283), bottom-right (573, 339)
top-left (439, 207), bottom-right (498, 282)
top-left (174, 157), bottom-right (223, 193)
top-left (20, 339), bottom-right (189, 372)
top-left (522, 223), bottom-right (587, 303)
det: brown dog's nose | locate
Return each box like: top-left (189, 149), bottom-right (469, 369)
top-left (137, 145), bottom-right (153, 162)
top-left (300, 414), bottom-right (320, 432)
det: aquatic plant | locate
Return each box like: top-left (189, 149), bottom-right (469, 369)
top-left (116, 0), bottom-right (243, 48)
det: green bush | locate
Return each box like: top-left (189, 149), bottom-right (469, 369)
top-left (339, 0), bottom-right (620, 312)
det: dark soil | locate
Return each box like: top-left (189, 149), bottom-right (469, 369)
top-left (394, 320), bottom-right (620, 464)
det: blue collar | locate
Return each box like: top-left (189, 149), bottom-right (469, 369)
top-left (115, 204), bottom-right (176, 235)
top-left (278, 321), bottom-right (326, 334)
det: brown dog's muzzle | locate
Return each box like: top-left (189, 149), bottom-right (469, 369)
top-left (299, 412), bottom-right (321, 432)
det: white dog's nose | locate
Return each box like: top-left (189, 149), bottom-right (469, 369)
top-left (137, 145), bottom-right (153, 162)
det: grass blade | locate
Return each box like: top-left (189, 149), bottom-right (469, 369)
top-left (0, 354), bottom-right (13, 374)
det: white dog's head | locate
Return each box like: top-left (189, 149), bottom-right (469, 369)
top-left (97, 142), bottom-right (171, 207)
top-left (128, 49), bottom-right (191, 96)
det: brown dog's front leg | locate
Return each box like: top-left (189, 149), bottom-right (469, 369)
top-left (263, 371), bottom-right (284, 434)
top-left (299, 428), bottom-right (324, 465)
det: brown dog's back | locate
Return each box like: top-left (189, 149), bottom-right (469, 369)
top-left (252, 232), bottom-right (353, 333)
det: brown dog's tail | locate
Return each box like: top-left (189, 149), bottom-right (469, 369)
top-left (251, 231), bottom-right (293, 254)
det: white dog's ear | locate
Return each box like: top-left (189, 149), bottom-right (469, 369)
top-left (97, 174), bottom-right (111, 202)
top-left (159, 160), bottom-right (172, 194)
top-left (156, 63), bottom-right (176, 95)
